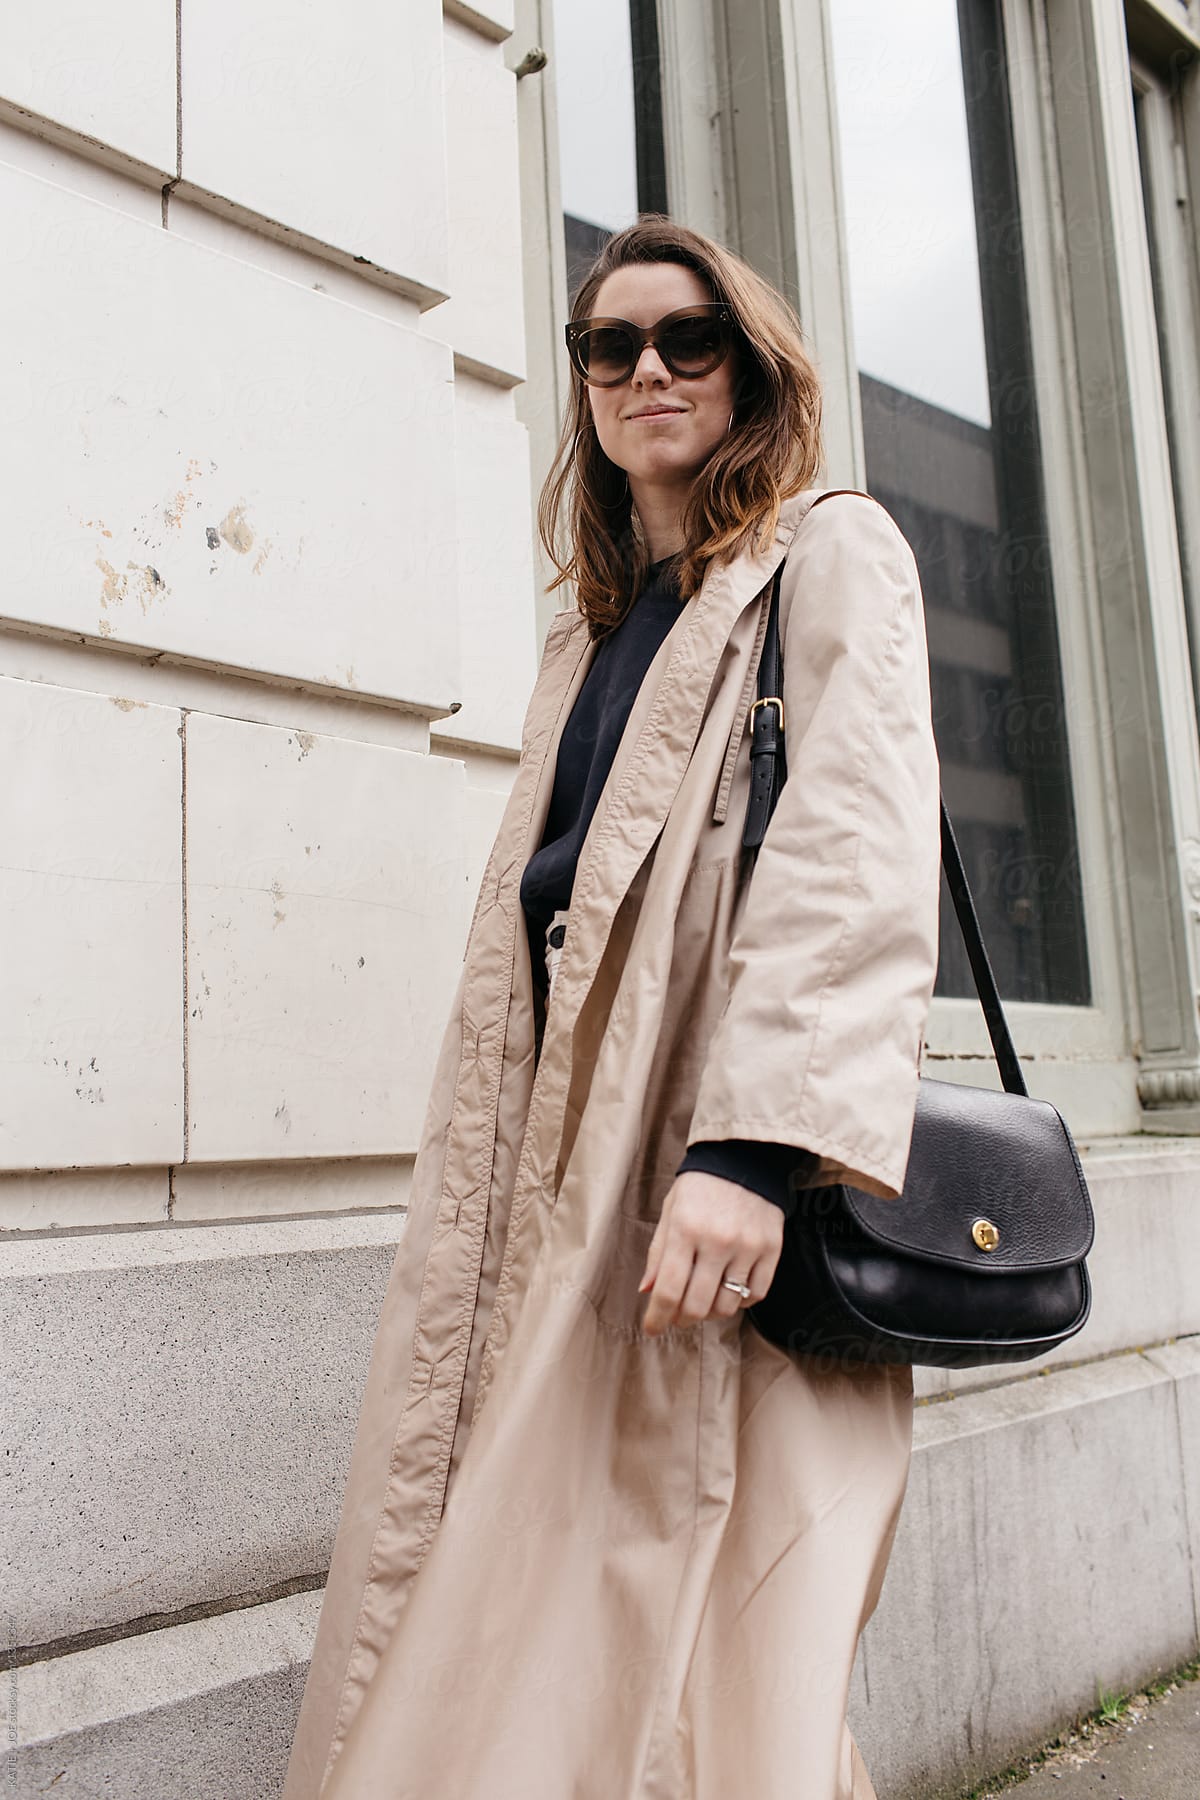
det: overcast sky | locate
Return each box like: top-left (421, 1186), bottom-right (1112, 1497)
top-left (553, 0), bottom-right (990, 428)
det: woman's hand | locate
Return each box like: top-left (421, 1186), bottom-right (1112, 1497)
top-left (638, 1170), bottom-right (785, 1336)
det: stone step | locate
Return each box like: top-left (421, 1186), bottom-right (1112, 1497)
top-left (4, 1592), bottom-right (320, 1800)
top-left (5, 1214), bottom-right (401, 1649)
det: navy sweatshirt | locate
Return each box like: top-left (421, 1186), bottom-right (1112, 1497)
top-left (519, 559), bottom-right (819, 1220)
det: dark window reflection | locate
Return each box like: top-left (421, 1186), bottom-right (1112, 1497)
top-left (832, 0), bottom-right (1089, 1006)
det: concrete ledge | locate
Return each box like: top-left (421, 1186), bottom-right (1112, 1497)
top-left (7, 1344), bottom-right (1198, 1798)
top-left (8, 1151), bottom-right (1200, 1658)
top-left (851, 1338), bottom-right (1200, 1797)
top-left (0, 1157), bottom-right (416, 1232)
top-left (2, 1592), bottom-right (321, 1800)
top-left (3, 1216), bottom-right (401, 1647)
top-left (1145, 1337), bottom-right (1200, 1635)
top-left (915, 1136), bottom-right (1200, 1400)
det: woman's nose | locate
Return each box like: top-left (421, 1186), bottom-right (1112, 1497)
top-left (631, 344), bottom-right (671, 385)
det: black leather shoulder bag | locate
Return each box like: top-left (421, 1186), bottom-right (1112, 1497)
top-left (742, 557), bottom-right (1096, 1369)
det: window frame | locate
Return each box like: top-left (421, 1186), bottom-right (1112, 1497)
top-left (516, 0), bottom-right (1200, 1135)
top-left (1129, 48), bottom-right (1200, 736)
top-left (790, 0), bottom-right (1140, 1130)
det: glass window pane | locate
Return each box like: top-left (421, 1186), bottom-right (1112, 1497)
top-left (830, 0), bottom-right (1090, 1007)
top-left (553, 0), bottom-right (667, 298)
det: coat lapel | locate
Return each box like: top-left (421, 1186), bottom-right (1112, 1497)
top-left (544, 511), bottom-right (806, 1038)
top-left (470, 505), bottom-right (812, 1415)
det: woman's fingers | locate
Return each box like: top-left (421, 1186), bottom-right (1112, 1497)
top-left (637, 1190), bottom-right (674, 1297)
top-left (712, 1265), bottom-right (756, 1317)
top-left (682, 1252), bottom-right (747, 1322)
top-left (746, 1243), bottom-right (782, 1301)
top-left (640, 1231), bottom-right (697, 1336)
top-left (639, 1172), bottom-right (783, 1336)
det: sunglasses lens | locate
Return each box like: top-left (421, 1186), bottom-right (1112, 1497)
top-left (661, 313), bottom-right (728, 375)
top-left (568, 308), bottom-right (732, 384)
top-left (574, 325), bottom-right (636, 384)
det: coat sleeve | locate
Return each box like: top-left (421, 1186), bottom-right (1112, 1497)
top-left (684, 492), bottom-right (942, 1201)
top-left (675, 1137), bottom-right (821, 1219)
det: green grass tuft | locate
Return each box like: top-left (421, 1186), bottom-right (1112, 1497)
top-left (954, 1649), bottom-right (1200, 1799)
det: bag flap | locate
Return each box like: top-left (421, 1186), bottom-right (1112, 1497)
top-left (838, 1077), bottom-right (1096, 1272)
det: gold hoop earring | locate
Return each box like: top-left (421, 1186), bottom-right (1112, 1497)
top-left (727, 409), bottom-right (735, 434)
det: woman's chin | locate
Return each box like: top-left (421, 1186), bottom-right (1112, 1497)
top-left (626, 452), bottom-right (712, 494)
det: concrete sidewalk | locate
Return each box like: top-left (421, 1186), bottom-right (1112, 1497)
top-left (974, 1668), bottom-right (1199, 1797)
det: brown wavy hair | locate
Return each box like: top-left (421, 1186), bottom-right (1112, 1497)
top-left (538, 216), bottom-right (824, 639)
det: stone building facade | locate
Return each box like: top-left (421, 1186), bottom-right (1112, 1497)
top-left (3, 1), bottom-right (1199, 1794)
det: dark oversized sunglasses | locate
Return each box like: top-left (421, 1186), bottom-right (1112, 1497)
top-left (564, 302), bottom-right (736, 387)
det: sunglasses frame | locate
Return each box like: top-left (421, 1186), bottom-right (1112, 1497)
top-left (564, 302), bottom-right (736, 387)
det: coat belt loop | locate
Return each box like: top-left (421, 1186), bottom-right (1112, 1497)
top-left (711, 576), bottom-right (775, 825)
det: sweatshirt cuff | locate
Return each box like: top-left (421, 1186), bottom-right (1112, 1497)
top-left (676, 1139), bottom-right (821, 1221)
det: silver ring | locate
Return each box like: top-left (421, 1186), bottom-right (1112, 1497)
top-left (721, 1277), bottom-right (752, 1301)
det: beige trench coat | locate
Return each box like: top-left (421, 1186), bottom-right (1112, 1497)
top-left (283, 486), bottom-right (943, 1800)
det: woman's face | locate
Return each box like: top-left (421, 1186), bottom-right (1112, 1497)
top-left (584, 262), bottom-right (738, 499)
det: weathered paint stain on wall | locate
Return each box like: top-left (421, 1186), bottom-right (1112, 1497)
top-left (218, 503), bottom-right (255, 554)
top-left (95, 557), bottom-right (168, 615)
top-left (163, 458), bottom-right (206, 531)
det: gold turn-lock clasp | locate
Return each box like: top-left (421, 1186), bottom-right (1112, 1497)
top-left (971, 1217), bottom-right (1000, 1252)
top-left (750, 695), bottom-right (785, 729)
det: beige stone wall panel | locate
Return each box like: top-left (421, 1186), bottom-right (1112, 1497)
top-left (0, 675), bottom-right (183, 1171)
top-left (179, 0), bottom-right (449, 299)
top-left (425, 19), bottom-right (525, 379)
top-left (0, 0), bottom-right (176, 177)
top-left (184, 712), bottom-right (467, 1162)
top-left (0, 163), bottom-right (460, 710)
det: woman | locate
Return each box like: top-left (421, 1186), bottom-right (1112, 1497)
top-left (283, 218), bottom-right (941, 1800)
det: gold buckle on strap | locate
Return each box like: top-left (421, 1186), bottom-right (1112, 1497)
top-left (750, 695), bottom-right (785, 729)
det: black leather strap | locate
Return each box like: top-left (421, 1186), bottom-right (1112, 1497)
top-left (743, 553), bottom-right (1028, 1099)
top-left (938, 800), bottom-right (1027, 1097)
top-left (741, 564), bottom-right (786, 853)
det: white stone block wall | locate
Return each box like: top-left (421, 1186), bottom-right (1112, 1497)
top-left (178, 0), bottom-right (450, 298)
top-left (0, 2), bottom-right (178, 176)
top-left (0, 677), bottom-right (184, 1169)
top-left (0, 3), bottom-right (535, 1207)
top-left (0, 4), bottom-right (536, 1787)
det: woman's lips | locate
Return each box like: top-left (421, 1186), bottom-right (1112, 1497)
top-left (628, 407), bottom-right (686, 420)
